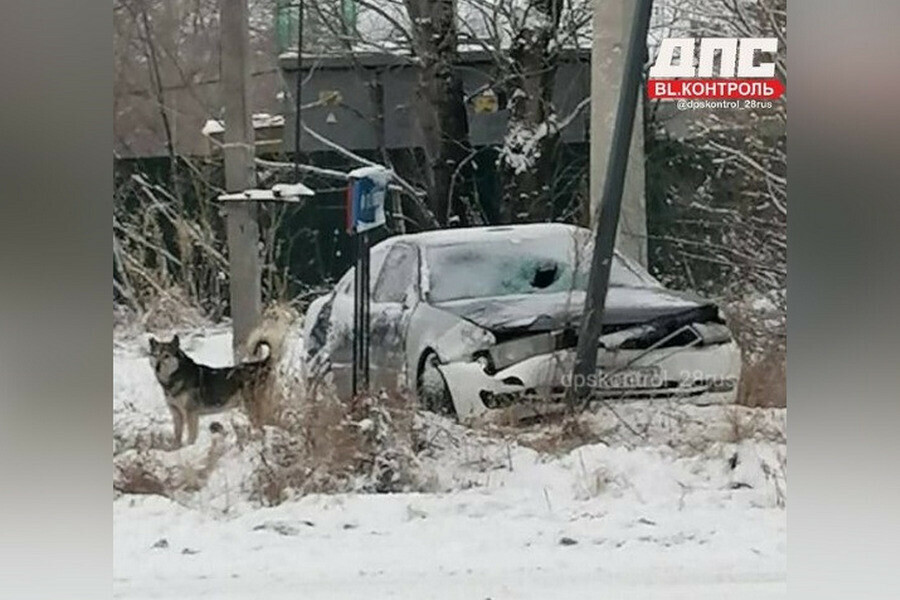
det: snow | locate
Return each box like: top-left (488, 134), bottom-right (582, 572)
top-left (114, 327), bottom-right (786, 599)
top-left (201, 119), bottom-right (224, 136)
top-left (201, 113), bottom-right (284, 137)
top-left (252, 113), bottom-right (285, 129)
top-left (501, 118), bottom-right (554, 175)
top-left (218, 183), bottom-right (315, 202)
top-left (395, 221), bottom-right (580, 247)
top-left (347, 164), bottom-right (392, 187)
top-left (415, 224), bottom-right (658, 307)
top-left (218, 189), bottom-right (293, 202)
top-left (271, 182), bottom-right (315, 197)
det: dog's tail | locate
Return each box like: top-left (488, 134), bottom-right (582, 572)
top-left (243, 326), bottom-right (278, 364)
top-left (249, 337), bottom-right (272, 362)
top-left (241, 302), bottom-right (300, 365)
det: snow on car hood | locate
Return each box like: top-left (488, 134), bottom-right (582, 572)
top-left (432, 287), bottom-right (711, 333)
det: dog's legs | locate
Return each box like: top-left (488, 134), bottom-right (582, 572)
top-left (187, 411), bottom-right (200, 445)
top-left (168, 405), bottom-right (184, 449)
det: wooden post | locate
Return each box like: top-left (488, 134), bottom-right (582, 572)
top-left (221, 0), bottom-right (261, 359)
top-left (590, 0), bottom-right (649, 267)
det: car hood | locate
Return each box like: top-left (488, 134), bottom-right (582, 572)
top-left (432, 287), bottom-right (713, 334)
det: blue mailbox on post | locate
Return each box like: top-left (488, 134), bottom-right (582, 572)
top-left (344, 165), bottom-right (391, 395)
top-left (346, 165), bottom-right (389, 234)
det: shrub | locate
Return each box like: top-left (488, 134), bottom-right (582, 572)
top-left (249, 389), bottom-right (426, 505)
top-left (738, 350), bottom-right (786, 408)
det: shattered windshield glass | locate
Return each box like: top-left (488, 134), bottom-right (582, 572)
top-left (425, 230), bottom-right (659, 303)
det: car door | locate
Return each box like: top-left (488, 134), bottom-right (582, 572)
top-left (320, 244), bottom-right (392, 399)
top-left (318, 268), bottom-right (355, 398)
top-left (370, 243), bottom-right (420, 392)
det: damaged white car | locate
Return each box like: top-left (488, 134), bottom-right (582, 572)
top-left (302, 223), bottom-right (741, 419)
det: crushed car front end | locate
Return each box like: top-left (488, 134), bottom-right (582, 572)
top-left (416, 224), bottom-right (743, 420)
top-left (437, 315), bottom-right (741, 420)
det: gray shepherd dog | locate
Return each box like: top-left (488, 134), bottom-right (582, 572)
top-left (148, 334), bottom-right (270, 447)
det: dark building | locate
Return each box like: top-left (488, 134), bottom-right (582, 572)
top-left (278, 49), bottom-right (591, 154)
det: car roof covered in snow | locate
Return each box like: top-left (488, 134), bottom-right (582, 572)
top-left (383, 223), bottom-right (589, 249)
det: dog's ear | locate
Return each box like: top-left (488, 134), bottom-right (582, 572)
top-left (171, 334), bottom-right (180, 348)
top-left (148, 337), bottom-right (159, 352)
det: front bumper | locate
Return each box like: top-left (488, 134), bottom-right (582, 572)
top-left (437, 341), bottom-right (742, 419)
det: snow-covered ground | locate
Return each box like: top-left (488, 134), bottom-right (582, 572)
top-left (114, 327), bottom-right (786, 599)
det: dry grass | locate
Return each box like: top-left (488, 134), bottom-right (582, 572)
top-left (723, 405), bottom-right (786, 445)
top-left (249, 388), bottom-right (425, 506)
top-left (113, 427), bottom-right (173, 456)
top-left (243, 369), bottom-right (281, 431)
top-left (138, 286), bottom-right (210, 332)
top-left (113, 426), bottom-right (228, 498)
top-left (722, 298), bottom-right (786, 409)
top-left (738, 349), bottom-right (786, 408)
top-left (485, 410), bottom-right (605, 457)
top-left (113, 456), bottom-right (168, 496)
top-left (239, 301), bottom-right (303, 429)
top-left (114, 286), bottom-right (212, 345)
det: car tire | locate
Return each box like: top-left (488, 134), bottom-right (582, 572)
top-left (416, 352), bottom-right (455, 416)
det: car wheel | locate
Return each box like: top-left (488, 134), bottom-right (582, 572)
top-left (416, 352), bottom-right (455, 416)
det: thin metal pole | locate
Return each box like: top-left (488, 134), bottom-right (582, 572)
top-left (362, 232), bottom-right (370, 391)
top-left (359, 232), bottom-right (364, 393)
top-left (293, 0), bottom-right (304, 182)
top-left (352, 233), bottom-right (362, 398)
top-left (570, 0), bottom-right (653, 407)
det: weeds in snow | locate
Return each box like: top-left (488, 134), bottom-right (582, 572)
top-left (737, 349), bottom-right (786, 408)
top-left (249, 389), bottom-right (428, 505)
top-left (113, 425), bottom-right (228, 499)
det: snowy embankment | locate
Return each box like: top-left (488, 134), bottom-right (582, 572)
top-left (114, 327), bottom-right (786, 599)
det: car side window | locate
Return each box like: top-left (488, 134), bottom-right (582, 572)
top-left (373, 244), bottom-right (418, 303)
top-left (337, 245), bottom-right (390, 297)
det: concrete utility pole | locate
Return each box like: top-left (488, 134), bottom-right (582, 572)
top-left (590, 0), bottom-right (649, 267)
top-left (221, 0), bottom-right (262, 359)
top-left (572, 0), bottom-right (653, 407)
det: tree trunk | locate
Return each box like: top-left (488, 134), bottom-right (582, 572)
top-left (405, 0), bottom-right (475, 226)
top-left (500, 0), bottom-right (564, 223)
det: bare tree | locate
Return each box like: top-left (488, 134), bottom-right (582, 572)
top-left (497, 0), bottom-right (565, 221)
top-left (645, 0), bottom-right (787, 354)
top-left (403, 0), bottom-right (478, 225)
top-left (456, 0), bottom-right (593, 222)
top-left (302, 0), bottom-right (593, 225)
top-left (113, 0), bottom-right (304, 322)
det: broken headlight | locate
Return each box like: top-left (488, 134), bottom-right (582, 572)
top-left (484, 329), bottom-right (575, 372)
